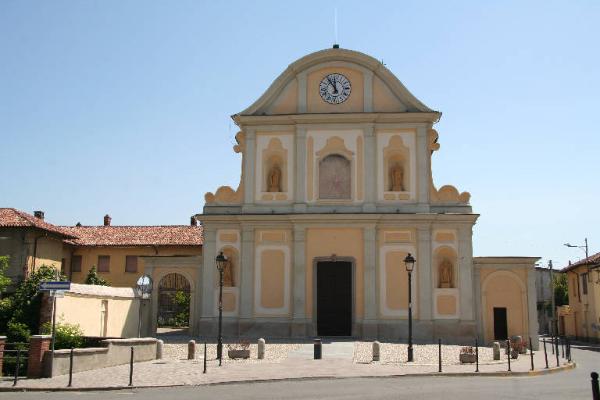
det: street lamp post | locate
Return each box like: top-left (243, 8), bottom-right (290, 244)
top-left (404, 253), bottom-right (416, 362)
top-left (215, 252), bottom-right (228, 366)
top-left (135, 275), bottom-right (153, 338)
top-left (564, 238), bottom-right (589, 261)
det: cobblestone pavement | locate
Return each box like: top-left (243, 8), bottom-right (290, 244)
top-left (0, 340), bottom-right (573, 389)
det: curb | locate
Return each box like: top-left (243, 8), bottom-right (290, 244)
top-left (0, 362), bottom-right (576, 392)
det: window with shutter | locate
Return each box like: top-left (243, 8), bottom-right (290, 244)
top-left (98, 255), bottom-right (110, 272)
top-left (125, 256), bottom-right (138, 273)
top-left (71, 255), bottom-right (82, 272)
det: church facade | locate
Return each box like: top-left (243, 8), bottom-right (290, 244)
top-left (195, 48), bottom-right (539, 346)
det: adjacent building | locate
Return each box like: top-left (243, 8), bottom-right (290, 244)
top-left (560, 252), bottom-right (600, 340)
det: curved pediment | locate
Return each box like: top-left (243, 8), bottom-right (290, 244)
top-left (235, 48), bottom-right (436, 117)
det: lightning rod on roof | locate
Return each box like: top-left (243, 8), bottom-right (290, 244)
top-left (333, 7), bottom-right (339, 49)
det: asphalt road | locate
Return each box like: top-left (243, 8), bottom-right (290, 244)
top-left (2, 343), bottom-right (598, 399)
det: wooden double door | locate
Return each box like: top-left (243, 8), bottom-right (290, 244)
top-left (316, 261), bottom-right (352, 336)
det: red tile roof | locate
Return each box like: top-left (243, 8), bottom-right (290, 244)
top-left (561, 251), bottom-right (600, 272)
top-left (62, 225), bottom-right (203, 247)
top-left (0, 208), bottom-right (202, 247)
top-left (0, 208), bottom-right (76, 238)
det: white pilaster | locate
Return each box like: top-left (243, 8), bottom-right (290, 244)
top-left (201, 228), bottom-right (217, 317)
top-left (243, 128), bottom-right (256, 207)
top-left (417, 226), bottom-right (433, 321)
top-left (294, 126), bottom-right (307, 212)
top-left (239, 226), bottom-right (255, 320)
top-left (527, 267), bottom-right (540, 349)
top-left (363, 124), bottom-right (376, 212)
top-left (362, 225), bottom-right (378, 337)
top-left (292, 225), bottom-right (307, 335)
top-left (416, 125), bottom-right (430, 210)
top-left (458, 225), bottom-right (474, 321)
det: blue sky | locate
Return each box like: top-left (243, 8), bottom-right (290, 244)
top-left (1, 1), bottom-right (598, 268)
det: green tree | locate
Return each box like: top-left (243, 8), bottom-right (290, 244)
top-left (554, 272), bottom-right (568, 306)
top-left (84, 266), bottom-right (110, 286)
top-left (0, 256), bottom-right (13, 333)
top-left (9, 265), bottom-right (65, 334)
top-left (172, 290), bottom-right (190, 327)
top-left (0, 256), bottom-right (12, 295)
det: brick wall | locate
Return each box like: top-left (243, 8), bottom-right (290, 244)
top-left (27, 335), bottom-right (51, 378)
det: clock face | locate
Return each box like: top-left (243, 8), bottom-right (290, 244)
top-left (319, 73), bottom-right (351, 104)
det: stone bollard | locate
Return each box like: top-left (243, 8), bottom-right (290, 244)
top-left (188, 340), bottom-right (196, 360)
top-left (257, 338), bottom-right (265, 360)
top-left (493, 342), bottom-right (501, 360)
top-left (156, 339), bottom-right (164, 360)
top-left (372, 341), bottom-right (380, 362)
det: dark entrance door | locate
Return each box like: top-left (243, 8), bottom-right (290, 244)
top-left (317, 261), bottom-right (352, 336)
top-left (493, 307), bottom-right (508, 340)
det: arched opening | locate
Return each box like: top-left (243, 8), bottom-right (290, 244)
top-left (157, 273), bottom-right (191, 329)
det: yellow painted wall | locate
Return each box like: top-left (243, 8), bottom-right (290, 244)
top-left (56, 294), bottom-right (139, 338)
top-left (260, 249), bottom-right (285, 309)
top-left (372, 75), bottom-right (405, 112)
top-left (564, 266), bottom-right (600, 340)
top-left (481, 269), bottom-right (528, 343)
top-left (385, 250), bottom-right (409, 310)
top-left (437, 295), bottom-right (457, 315)
top-left (71, 246), bottom-right (201, 287)
top-left (22, 233), bottom-right (65, 274)
top-left (268, 79), bottom-right (298, 114)
top-left (305, 228), bottom-right (364, 318)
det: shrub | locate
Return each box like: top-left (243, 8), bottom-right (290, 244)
top-left (10, 265), bottom-right (65, 334)
top-left (6, 321), bottom-right (31, 344)
top-left (84, 266), bottom-right (110, 286)
top-left (171, 291), bottom-right (190, 327)
top-left (41, 321), bottom-right (84, 349)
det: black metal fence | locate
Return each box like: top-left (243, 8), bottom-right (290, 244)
top-left (1, 342), bottom-right (29, 386)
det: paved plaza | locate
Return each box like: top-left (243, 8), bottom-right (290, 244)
top-left (0, 339), bottom-right (574, 390)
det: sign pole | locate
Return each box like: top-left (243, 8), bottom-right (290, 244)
top-left (50, 290), bottom-right (57, 376)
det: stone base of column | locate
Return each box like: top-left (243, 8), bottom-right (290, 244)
top-left (361, 203), bottom-right (377, 213)
top-left (293, 203), bottom-right (307, 213)
top-left (360, 320), bottom-right (379, 339)
top-left (291, 319), bottom-right (309, 338)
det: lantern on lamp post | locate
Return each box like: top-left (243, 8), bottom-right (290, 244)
top-left (404, 253), bottom-right (416, 362)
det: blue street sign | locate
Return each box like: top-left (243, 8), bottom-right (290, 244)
top-left (39, 281), bottom-right (71, 291)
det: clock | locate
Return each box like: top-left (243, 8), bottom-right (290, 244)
top-left (319, 73), bottom-right (351, 104)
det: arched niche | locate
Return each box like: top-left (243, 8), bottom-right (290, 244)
top-left (262, 138), bottom-right (287, 193)
top-left (218, 246), bottom-right (239, 287)
top-left (316, 136), bottom-right (353, 200)
top-left (384, 136), bottom-right (410, 192)
top-left (318, 154), bottom-right (351, 199)
top-left (434, 246), bottom-right (457, 289)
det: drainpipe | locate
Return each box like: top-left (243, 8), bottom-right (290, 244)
top-left (31, 232), bottom-right (48, 273)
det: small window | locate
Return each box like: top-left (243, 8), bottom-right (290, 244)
top-left (582, 273), bottom-right (588, 295)
top-left (125, 256), bottom-right (138, 273)
top-left (98, 255), bottom-right (110, 272)
top-left (71, 255), bottom-right (82, 273)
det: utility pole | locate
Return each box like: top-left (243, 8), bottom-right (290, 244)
top-left (549, 260), bottom-right (557, 336)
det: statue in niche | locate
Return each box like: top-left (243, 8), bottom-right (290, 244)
top-left (439, 258), bottom-right (453, 288)
top-left (267, 164), bottom-right (282, 192)
top-left (390, 163), bottom-right (404, 192)
top-left (223, 260), bottom-right (234, 287)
